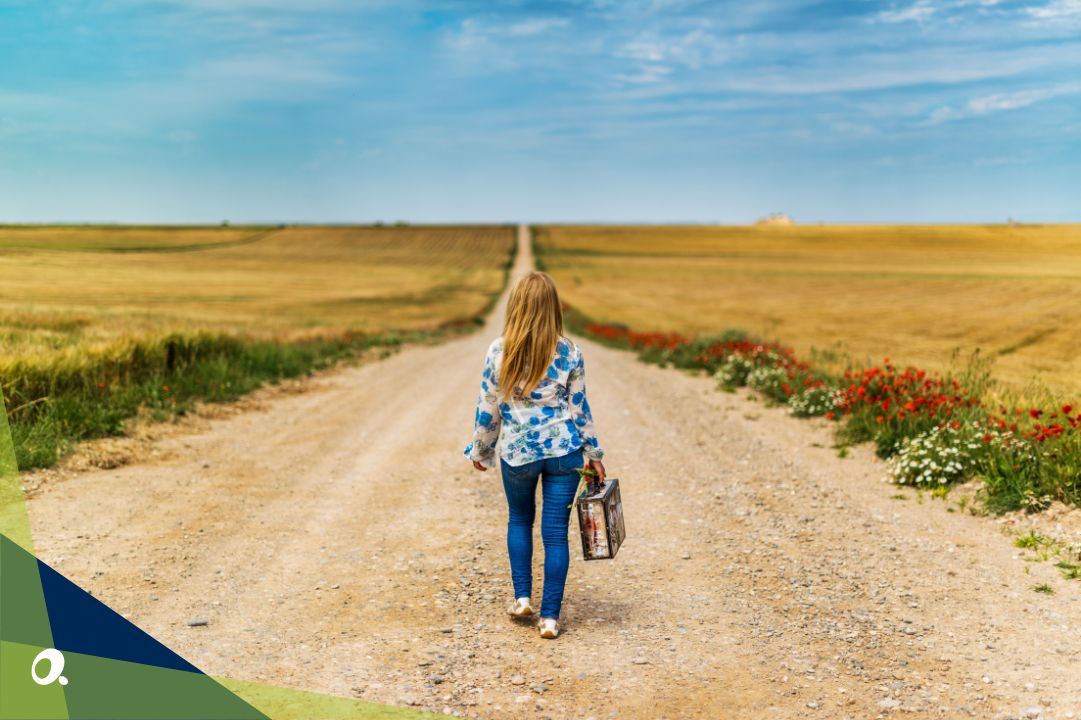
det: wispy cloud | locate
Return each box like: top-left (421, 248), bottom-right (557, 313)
top-left (108, 0), bottom-right (364, 10)
top-left (618, 22), bottom-right (726, 72)
top-left (506, 18), bottom-right (570, 36)
top-left (615, 64), bottom-right (673, 84)
top-left (927, 82), bottom-right (1081, 123)
top-left (1026, 0), bottom-right (1081, 19)
top-left (876, 1), bottom-right (939, 23)
top-left (875, 0), bottom-right (1009, 24)
top-left (448, 14), bottom-right (570, 51)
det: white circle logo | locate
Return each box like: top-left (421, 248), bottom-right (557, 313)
top-left (31, 648), bottom-right (68, 686)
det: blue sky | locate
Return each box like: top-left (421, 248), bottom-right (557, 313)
top-left (0, 0), bottom-right (1079, 223)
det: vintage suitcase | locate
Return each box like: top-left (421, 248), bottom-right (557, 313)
top-left (576, 478), bottom-right (625, 560)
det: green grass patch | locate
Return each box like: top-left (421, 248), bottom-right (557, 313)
top-left (3, 327), bottom-right (461, 470)
top-left (1014, 531), bottom-right (1051, 549)
top-left (1056, 561), bottom-right (1081, 580)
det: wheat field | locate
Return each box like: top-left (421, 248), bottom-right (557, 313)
top-left (536, 224), bottom-right (1081, 396)
top-left (1, 224), bottom-right (515, 360)
top-left (1, 224), bottom-right (515, 467)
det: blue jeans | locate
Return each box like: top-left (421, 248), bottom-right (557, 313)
top-left (500, 448), bottom-right (584, 619)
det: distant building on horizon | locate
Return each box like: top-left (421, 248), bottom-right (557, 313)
top-left (756, 212), bottom-right (794, 226)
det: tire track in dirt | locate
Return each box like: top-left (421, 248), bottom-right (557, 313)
top-left (25, 225), bottom-right (1081, 719)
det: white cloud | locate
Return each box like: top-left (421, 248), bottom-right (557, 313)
top-left (621, 38), bottom-right (665, 62)
top-left (613, 21), bottom-right (725, 86)
top-left (615, 64), bottom-right (673, 84)
top-left (875, 0), bottom-right (1007, 23)
top-left (506, 18), bottom-right (570, 36)
top-left (927, 82), bottom-right (1081, 123)
top-left (449, 15), bottom-right (569, 51)
top-left (611, 30), bottom-right (1081, 99)
top-left (926, 105), bottom-right (963, 123)
top-left (969, 89), bottom-right (1046, 112)
top-left (877, 1), bottom-right (939, 23)
top-left (1026, 0), bottom-right (1081, 19)
top-left (110, 0), bottom-right (362, 10)
top-left (618, 23), bottom-right (725, 70)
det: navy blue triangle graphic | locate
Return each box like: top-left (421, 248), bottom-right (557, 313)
top-left (37, 558), bottom-right (201, 673)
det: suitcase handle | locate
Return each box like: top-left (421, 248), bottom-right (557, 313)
top-left (579, 463), bottom-right (602, 495)
top-left (568, 464), bottom-right (599, 508)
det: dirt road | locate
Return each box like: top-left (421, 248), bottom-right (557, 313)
top-left (26, 226), bottom-right (1081, 719)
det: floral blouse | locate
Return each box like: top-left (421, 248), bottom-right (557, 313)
top-left (464, 336), bottom-right (604, 468)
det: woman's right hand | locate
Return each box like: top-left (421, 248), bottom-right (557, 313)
top-left (472, 460), bottom-right (487, 472)
top-left (589, 459), bottom-right (606, 483)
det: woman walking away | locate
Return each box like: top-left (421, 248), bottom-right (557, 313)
top-left (464, 271), bottom-right (606, 640)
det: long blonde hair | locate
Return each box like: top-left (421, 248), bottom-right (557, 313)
top-left (500, 271), bottom-right (564, 400)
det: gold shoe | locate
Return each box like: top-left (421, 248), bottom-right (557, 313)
top-left (538, 618), bottom-right (560, 639)
top-left (507, 597), bottom-right (535, 617)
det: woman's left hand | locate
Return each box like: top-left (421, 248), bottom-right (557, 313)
top-left (590, 459), bottom-right (606, 483)
top-left (472, 460), bottom-right (487, 472)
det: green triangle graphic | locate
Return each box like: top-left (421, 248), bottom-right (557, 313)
top-left (0, 535), bottom-right (55, 649)
top-left (217, 678), bottom-right (452, 720)
top-left (50, 647), bottom-right (264, 720)
top-left (0, 641), bottom-right (69, 720)
top-left (0, 538), bottom-right (265, 719)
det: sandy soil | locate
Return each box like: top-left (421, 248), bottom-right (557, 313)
top-left (25, 226), bottom-right (1081, 719)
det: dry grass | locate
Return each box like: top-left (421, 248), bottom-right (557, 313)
top-left (0, 224), bottom-right (515, 468)
top-left (0, 224), bottom-right (266, 251)
top-left (1, 224), bottom-right (515, 360)
top-left (536, 224), bottom-right (1081, 396)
